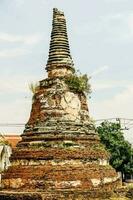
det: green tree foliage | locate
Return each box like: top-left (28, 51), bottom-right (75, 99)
top-left (65, 72), bottom-right (91, 95)
top-left (97, 121), bottom-right (133, 179)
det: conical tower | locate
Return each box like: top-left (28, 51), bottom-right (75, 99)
top-left (46, 8), bottom-right (75, 77)
top-left (1, 8), bottom-right (121, 199)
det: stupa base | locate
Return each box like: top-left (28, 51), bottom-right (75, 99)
top-left (0, 180), bottom-right (121, 200)
top-left (0, 191), bottom-right (112, 200)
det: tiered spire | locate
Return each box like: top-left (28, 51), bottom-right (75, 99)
top-left (46, 8), bottom-right (74, 75)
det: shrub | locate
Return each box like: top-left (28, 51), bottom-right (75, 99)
top-left (29, 82), bottom-right (40, 94)
top-left (65, 72), bottom-right (91, 95)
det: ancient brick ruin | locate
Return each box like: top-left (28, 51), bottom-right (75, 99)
top-left (0, 8), bottom-right (121, 199)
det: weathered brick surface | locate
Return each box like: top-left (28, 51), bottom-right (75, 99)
top-left (0, 193), bottom-right (42, 200)
top-left (10, 148), bottom-right (109, 160)
top-left (0, 189), bottom-right (118, 200)
top-left (0, 8), bottom-right (121, 199)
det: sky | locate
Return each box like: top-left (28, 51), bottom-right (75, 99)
top-left (0, 0), bottom-right (133, 143)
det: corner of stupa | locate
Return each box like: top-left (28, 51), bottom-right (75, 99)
top-left (0, 8), bottom-right (121, 200)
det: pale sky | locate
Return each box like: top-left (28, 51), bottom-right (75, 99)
top-left (0, 0), bottom-right (133, 143)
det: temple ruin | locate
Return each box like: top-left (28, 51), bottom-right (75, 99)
top-left (0, 8), bottom-right (121, 199)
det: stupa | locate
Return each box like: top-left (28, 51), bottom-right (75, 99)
top-left (0, 8), bottom-right (121, 199)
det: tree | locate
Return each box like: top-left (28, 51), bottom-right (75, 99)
top-left (97, 121), bottom-right (133, 180)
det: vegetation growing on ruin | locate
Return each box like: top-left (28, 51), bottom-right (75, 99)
top-left (92, 143), bottom-right (106, 151)
top-left (65, 72), bottom-right (91, 95)
top-left (29, 142), bottom-right (51, 148)
top-left (0, 134), bottom-right (10, 146)
top-left (29, 82), bottom-right (40, 94)
top-left (0, 140), bottom-right (10, 146)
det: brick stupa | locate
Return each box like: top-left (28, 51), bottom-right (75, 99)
top-left (0, 8), bottom-right (121, 199)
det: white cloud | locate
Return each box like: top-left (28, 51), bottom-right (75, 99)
top-left (0, 75), bottom-right (36, 133)
top-left (92, 82), bottom-right (116, 91)
top-left (0, 33), bottom-right (43, 45)
top-left (90, 84), bottom-right (133, 120)
top-left (0, 48), bottom-right (30, 58)
top-left (127, 14), bottom-right (133, 34)
top-left (0, 33), bottom-right (43, 58)
top-left (105, 0), bottom-right (128, 2)
top-left (92, 80), bottom-right (130, 91)
top-left (100, 12), bottom-right (133, 42)
top-left (0, 74), bottom-right (43, 94)
top-left (91, 65), bottom-right (109, 77)
top-left (0, 98), bottom-right (31, 134)
top-left (0, 73), bottom-right (46, 133)
top-left (15, 0), bottom-right (25, 6)
top-left (90, 84), bottom-right (133, 144)
top-left (102, 13), bottom-right (125, 22)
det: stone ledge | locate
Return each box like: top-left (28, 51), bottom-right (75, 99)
top-left (0, 190), bottom-right (112, 200)
top-left (0, 193), bottom-right (42, 200)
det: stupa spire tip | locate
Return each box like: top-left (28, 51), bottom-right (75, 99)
top-left (46, 7), bottom-right (74, 77)
top-left (53, 8), bottom-right (64, 15)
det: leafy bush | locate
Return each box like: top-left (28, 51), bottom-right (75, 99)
top-left (65, 72), bottom-right (91, 95)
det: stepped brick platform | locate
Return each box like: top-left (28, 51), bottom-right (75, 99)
top-left (0, 8), bottom-right (121, 199)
